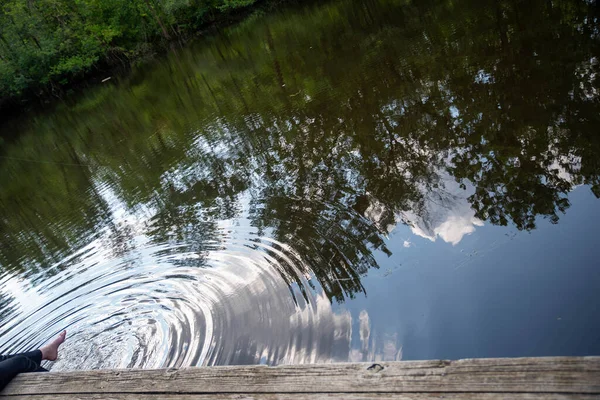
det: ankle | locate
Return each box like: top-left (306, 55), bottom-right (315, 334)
top-left (39, 346), bottom-right (48, 360)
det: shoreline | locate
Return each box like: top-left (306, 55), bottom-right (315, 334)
top-left (0, 0), bottom-right (301, 124)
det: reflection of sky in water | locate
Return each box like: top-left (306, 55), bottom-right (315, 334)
top-left (0, 108), bottom-right (598, 366)
top-left (400, 170), bottom-right (483, 246)
top-left (2, 180), bottom-right (598, 369)
top-left (1, 114), bottom-right (598, 369)
top-left (342, 186), bottom-right (600, 360)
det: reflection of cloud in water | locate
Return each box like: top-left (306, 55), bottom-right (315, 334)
top-left (401, 171), bottom-right (483, 245)
top-left (359, 310), bottom-right (370, 352)
top-left (0, 188), bottom-right (397, 368)
top-left (547, 150), bottom-right (582, 185)
top-left (349, 310), bottom-right (402, 363)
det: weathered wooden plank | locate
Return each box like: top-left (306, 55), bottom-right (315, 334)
top-left (2, 357), bottom-right (599, 396)
top-left (2, 394), bottom-right (599, 400)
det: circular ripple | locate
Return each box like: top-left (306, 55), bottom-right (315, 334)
top-left (0, 215), bottom-right (356, 370)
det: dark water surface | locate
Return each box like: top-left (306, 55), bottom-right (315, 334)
top-left (1, 0), bottom-right (599, 370)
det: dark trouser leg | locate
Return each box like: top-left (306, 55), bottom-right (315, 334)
top-left (0, 350), bottom-right (43, 392)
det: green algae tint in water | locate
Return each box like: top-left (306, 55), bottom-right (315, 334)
top-left (0, 0), bottom-right (599, 369)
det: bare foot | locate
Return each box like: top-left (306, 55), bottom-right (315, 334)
top-left (40, 330), bottom-right (66, 361)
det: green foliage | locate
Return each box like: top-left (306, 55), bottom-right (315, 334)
top-left (0, 0), bottom-right (262, 100)
top-left (218, 0), bottom-right (256, 11)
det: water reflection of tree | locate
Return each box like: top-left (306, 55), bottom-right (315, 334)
top-left (146, 155), bottom-right (250, 268)
top-left (433, 0), bottom-right (600, 230)
top-left (1, 0), bottom-right (599, 302)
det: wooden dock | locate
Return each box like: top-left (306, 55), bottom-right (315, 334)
top-left (1, 357), bottom-right (599, 399)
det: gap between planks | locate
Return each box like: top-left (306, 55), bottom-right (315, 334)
top-left (2, 394), bottom-right (600, 400)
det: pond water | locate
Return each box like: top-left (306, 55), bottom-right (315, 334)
top-left (0, 0), bottom-right (599, 370)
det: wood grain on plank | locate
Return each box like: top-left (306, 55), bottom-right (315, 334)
top-left (1, 358), bottom-right (599, 396)
top-left (2, 394), bottom-right (599, 400)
